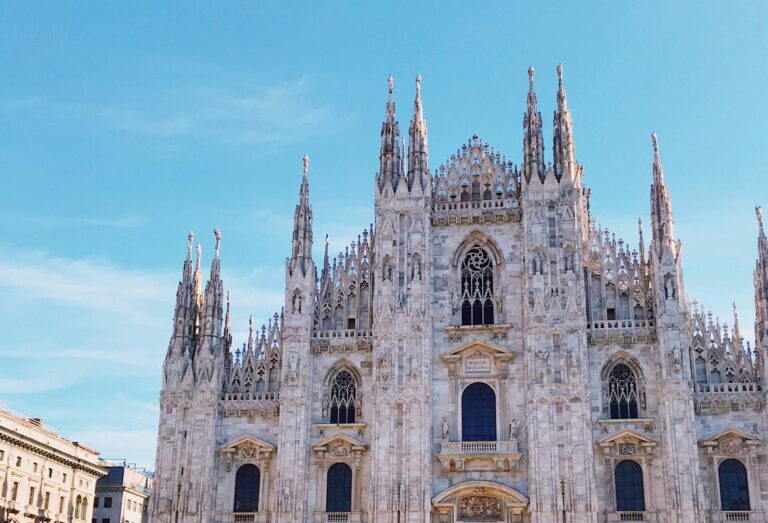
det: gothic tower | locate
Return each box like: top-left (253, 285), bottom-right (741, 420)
top-left (520, 65), bottom-right (598, 523)
top-left (151, 230), bottom-right (228, 523)
top-left (370, 75), bottom-right (433, 522)
top-left (274, 155), bottom-right (317, 522)
top-left (646, 134), bottom-right (704, 521)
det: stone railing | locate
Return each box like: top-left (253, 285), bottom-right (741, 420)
top-left (221, 393), bottom-right (280, 418)
top-left (230, 512), bottom-right (270, 523)
top-left (605, 512), bottom-right (657, 522)
top-left (711, 510), bottom-right (767, 521)
top-left (696, 383), bottom-right (762, 394)
top-left (694, 383), bottom-right (765, 413)
top-left (587, 319), bottom-right (656, 344)
top-left (437, 439), bottom-right (522, 472)
top-left (314, 329), bottom-right (373, 340)
top-left (314, 512), bottom-right (361, 523)
top-left (223, 392), bottom-right (279, 401)
top-left (311, 330), bottom-right (373, 353)
top-left (432, 198), bottom-right (520, 226)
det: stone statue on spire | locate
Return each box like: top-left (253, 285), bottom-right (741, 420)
top-left (214, 229), bottom-right (222, 256)
top-left (388, 74), bottom-right (394, 94)
top-left (757, 205), bottom-right (764, 230)
top-left (303, 154), bottom-right (309, 176)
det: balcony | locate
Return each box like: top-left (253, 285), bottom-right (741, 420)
top-left (230, 512), bottom-right (270, 523)
top-left (587, 319), bottom-right (656, 344)
top-left (311, 329), bottom-right (373, 353)
top-left (694, 383), bottom-right (765, 413)
top-left (432, 197), bottom-right (520, 226)
top-left (606, 512), bottom-right (657, 522)
top-left (712, 511), bottom-right (767, 521)
top-left (314, 512), bottom-right (361, 523)
top-left (221, 392), bottom-right (280, 417)
top-left (437, 439), bottom-right (522, 472)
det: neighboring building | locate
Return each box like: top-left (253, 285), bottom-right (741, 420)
top-left (149, 66), bottom-right (768, 523)
top-left (0, 405), bottom-right (105, 523)
top-left (93, 462), bottom-right (152, 523)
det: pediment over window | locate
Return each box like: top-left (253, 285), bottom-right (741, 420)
top-left (597, 429), bottom-right (657, 458)
top-left (432, 480), bottom-right (528, 520)
top-left (312, 433), bottom-right (367, 459)
top-left (220, 435), bottom-right (276, 456)
top-left (699, 428), bottom-right (761, 454)
top-left (220, 435), bottom-right (276, 470)
top-left (441, 341), bottom-right (515, 378)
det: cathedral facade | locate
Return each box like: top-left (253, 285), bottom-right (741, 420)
top-left (149, 66), bottom-right (768, 523)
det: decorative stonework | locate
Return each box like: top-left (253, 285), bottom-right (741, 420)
top-left (458, 493), bottom-right (503, 520)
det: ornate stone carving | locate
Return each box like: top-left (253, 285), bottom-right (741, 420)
top-left (618, 443), bottom-right (636, 455)
top-left (458, 492), bottom-right (503, 520)
top-left (715, 436), bottom-right (744, 455)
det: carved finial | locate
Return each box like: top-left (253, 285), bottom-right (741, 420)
top-left (557, 63), bottom-right (563, 86)
top-left (249, 315), bottom-right (254, 334)
top-left (303, 154), bottom-right (309, 176)
top-left (651, 132), bottom-right (658, 152)
top-left (187, 231), bottom-right (194, 257)
top-left (214, 229), bottom-right (222, 256)
top-left (528, 66), bottom-right (535, 89)
top-left (415, 74), bottom-right (421, 95)
top-left (196, 242), bottom-right (201, 265)
top-left (325, 233), bottom-right (329, 251)
top-left (388, 74), bottom-right (394, 94)
top-left (757, 205), bottom-right (764, 230)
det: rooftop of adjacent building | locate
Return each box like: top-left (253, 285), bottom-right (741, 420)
top-left (0, 402), bottom-right (102, 464)
top-left (96, 461), bottom-right (154, 496)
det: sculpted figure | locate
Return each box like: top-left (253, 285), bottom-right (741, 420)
top-left (508, 418), bottom-right (518, 440)
top-left (441, 417), bottom-right (450, 440)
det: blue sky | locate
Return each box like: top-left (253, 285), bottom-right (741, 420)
top-left (1, 2), bottom-right (767, 468)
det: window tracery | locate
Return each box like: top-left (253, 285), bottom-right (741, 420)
top-left (607, 363), bottom-right (640, 419)
top-left (461, 248), bottom-right (495, 326)
top-left (329, 370), bottom-right (357, 424)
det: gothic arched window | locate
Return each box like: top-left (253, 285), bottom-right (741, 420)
top-left (461, 248), bottom-right (495, 326)
top-left (615, 460), bottom-right (645, 512)
top-left (326, 463), bottom-right (352, 513)
top-left (461, 382), bottom-right (497, 441)
top-left (233, 464), bottom-right (260, 513)
top-left (719, 459), bottom-right (750, 511)
top-left (330, 370), bottom-right (357, 424)
top-left (608, 364), bottom-right (639, 419)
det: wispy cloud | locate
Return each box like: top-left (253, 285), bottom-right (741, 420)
top-left (1, 76), bottom-right (353, 148)
top-left (0, 212), bottom-right (147, 230)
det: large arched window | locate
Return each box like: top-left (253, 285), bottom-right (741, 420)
top-left (233, 464), bottom-right (260, 513)
top-left (461, 248), bottom-right (494, 326)
top-left (608, 364), bottom-right (639, 419)
top-left (75, 496), bottom-right (82, 519)
top-left (461, 382), bottom-right (496, 441)
top-left (615, 460), bottom-right (645, 512)
top-left (330, 370), bottom-right (356, 424)
top-left (719, 459), bottom-right (750, 511)
top-left (326, 463), bottom-right (352, 513)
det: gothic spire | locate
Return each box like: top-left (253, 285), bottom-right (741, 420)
top-left (170, 231), bottom-right (197, 345)
top-left (649, 133), bottom-right (677, 259)
top-left (755, 205), bottom-right (768, 349)
top-left (290, 154), bottom-right (314, 276)
top-left (378, 74), bottom-right (402, 192)
top-left (407, 74), bottom-right (428, 191)
top-left (523, 66), bottom-right (545, 183)
top-left (553, 63), bottom-right (577, 184)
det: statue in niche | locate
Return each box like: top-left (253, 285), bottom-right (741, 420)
top-left (508, 418), bottom-right (518, 440)
top-left (279, 481), bottom-right (292, 512)
top-left (411, 257), bottom-right (422, 281)
top-left (672, 346), bottom-right (682, 370)
top-left (383, 258), bottom-right (393, 281)
top-left (292, 291), bottom-right (302, 313)
top-left (532, 254), bottom-right (540, 275)
top-left (288, 352), bottom-right (299, 382)
top-left (665, 275), bottom-right (676, 300)
top-left (441, 417), bottom-right (450, 440)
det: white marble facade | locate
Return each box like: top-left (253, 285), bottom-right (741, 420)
top-left (149, 67), bottom-right (768, 523)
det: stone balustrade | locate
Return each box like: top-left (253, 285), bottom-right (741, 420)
top-left (437, 439), bottom-right (522, 472)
